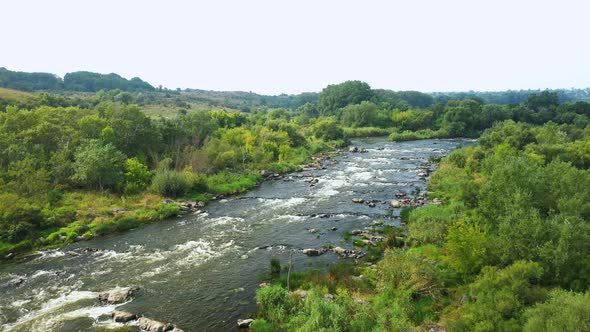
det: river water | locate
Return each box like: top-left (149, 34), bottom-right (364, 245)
top-left (0, 138), bottom-right (471, 332)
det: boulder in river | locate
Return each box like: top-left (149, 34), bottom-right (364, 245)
top-left (368, 202), bottom-right (376, 207)
top-left (237, 318), bottom-right (255, 328)
top-left (308, 228), bottom-right (318, 234)
top-left (260, 170), bottom-right (271, 177)
top-left (352, 198), bottom-right (364, 203)
top-left (137, 317), bottom-right (171, 332)
top-left (390, 200), bottom-right (403, 208)
top-left (98, 287), bottom-right (136, 304)
top-left (112, 310), bottom-right (137, 323)
top-left (303, 248), bottom-right (322, 256)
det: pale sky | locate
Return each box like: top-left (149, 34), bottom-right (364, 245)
top-left (2, 0), bottom-right (589, 95)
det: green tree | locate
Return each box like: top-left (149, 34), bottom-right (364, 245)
top-left (71, 140), bottom-right (126, 191)
top-left (340, 101), bottom-right (378, 127)
top-left (318, 81), bottom-right (373, 116)
top-left (124, 158), bottom-right (152, 195)
top-left (523, 289), bottom-right (590, 332)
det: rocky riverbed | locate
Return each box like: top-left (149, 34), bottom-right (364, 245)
top-left (0, 138), bottom-right (473, 332)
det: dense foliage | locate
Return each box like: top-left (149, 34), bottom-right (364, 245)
top-left (0, 95), bottom-right (348, 258)
top-left (2, 75), bottom-right (590, 330)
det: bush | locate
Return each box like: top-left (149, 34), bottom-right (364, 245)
top-left (388, 129), bottom-right (447, 142)
top-left (157, 204), bottom-right (180, 220)
top-left (256, 284), bottom-right (293, 325)
top-left (343, 126), bottom-right (393, 137)
top-left (150, 170), bottom-right (192, 197)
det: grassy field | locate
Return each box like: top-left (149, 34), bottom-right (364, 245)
top-left (0, 87), bottom-right (33, 101)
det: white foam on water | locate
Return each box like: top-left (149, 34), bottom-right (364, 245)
top-left (313, 178), bottom-right (349, 198)
top-left (2, 289), bottom-right (99, 332)
top-left (273, 215), bottom-right (306, 224)
top-left (344, 166), bottom-right (365, 173)
top-left (361, 157), bottom-right (393, 166)
top-left (256, 197), bottom-right (307, 211)
top-left (91, 268), bottom-right (113, 277)
top-left (29, 270), bottom-right (56, 280)
top-left (10, 299), bottom-right (31, 308)
top-left (207, 216), bottom-right (245, 227)
top-left (60, 303), bottom-right (117, 320)
top-left (131, 239), bottom-right (239, 280)
top-left (350, 171), bottom-right (374, 182)
top-left (34, 249), bottom-right (65, 260)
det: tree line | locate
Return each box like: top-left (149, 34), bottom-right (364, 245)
top-left (0, 67), bottom-right (154, 92)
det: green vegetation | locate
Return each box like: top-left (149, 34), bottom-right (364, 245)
top-left (0, 87), bottom-right (350, 259)
top-left (252, 121), bottom-right (590, 331)
top-left (3, 72), bottom-right (590, 329)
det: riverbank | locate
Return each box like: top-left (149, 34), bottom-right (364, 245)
top-left (0, 145), bottom-right (344, 263)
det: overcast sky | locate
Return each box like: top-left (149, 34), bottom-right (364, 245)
top-left (2, 0), bottom-right (589, 95)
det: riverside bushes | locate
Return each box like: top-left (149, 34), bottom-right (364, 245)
top-left (253, 121), bottom-right (590, 331)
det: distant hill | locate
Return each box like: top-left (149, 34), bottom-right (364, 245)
top-left (0, 67), bottom-right (154, 93)
top-left (2, 67), bottom-right (590, 110)
top-left (431, 89), bottom-right (590, 105)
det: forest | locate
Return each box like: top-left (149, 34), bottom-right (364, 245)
top-left (1, 78), bottom-right (590, 331)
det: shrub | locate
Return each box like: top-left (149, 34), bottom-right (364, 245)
top-left (256, 284), bottom-right (293, 325)
top-left (150, 170), bottom-right (192, 197)
top-left (158, 204), bottom-right (180, 220)
top-left (115, 217), bottom-right (140, 232)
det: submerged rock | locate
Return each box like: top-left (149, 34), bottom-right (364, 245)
top-left (112, 310), bottom-right (137, 323)
top-left (237, 318), bottom-right (255, 328)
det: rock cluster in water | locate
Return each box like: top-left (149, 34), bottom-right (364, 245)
top-left (96, 288), bottom-right (185, 331)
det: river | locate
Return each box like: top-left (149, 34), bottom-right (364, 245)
top-left (0, 138), bottom-right (471, 332)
